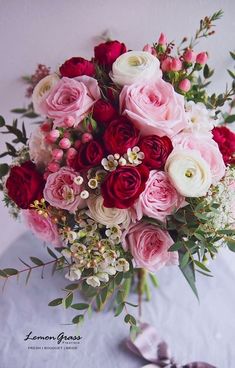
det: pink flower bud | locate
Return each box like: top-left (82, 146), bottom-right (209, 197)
top-left (158, 32), bottom-right (167, 45)
top-left (178, 79), bottom-right (191, 92)
top-left (196, 52), bottom-right (208, 65)
top-left (143, 44), bottom-right (157, 56)
top-left (40, 121), bottom-right (52, 132)
top-left (63, 131), bottom-right (71, 139)
top-left (64, 116), bottom-right (75, 128)
top-left (170, 58), bottom-right (182, 71)
top-left (161, 57), bottom-right (172, 72)
top-left (66, 147), bottom-right (77, 159)
top-left (47, 162), bottom-right (60, 173)
top-left (46, 129), bottom-right (60, 143)
top-left (52, 148), bottom-right (63, 161)
top-left (82, 133), bottom-right (93, 144)
top-left (183, 49), bottom-right (196, 63)
top-left (74, 140), bottom-right (82, 149)
top-left (59, 137), bottom-right (71, 149)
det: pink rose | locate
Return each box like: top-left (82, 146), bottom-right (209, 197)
top-left (43, 76), bottom-right (100, 126)
top-left (173, 132), bottom-right (226, 184)
top-left (22, 209), bottom-right (62, 247)
top-left (119, 78), bottom-right (188, 138)
top-left (122, 221), bottom-right (178, 272)
top-left (43, 167), bottom-right (85, 212)
top-left (133, 170), bottom-right (185, 221)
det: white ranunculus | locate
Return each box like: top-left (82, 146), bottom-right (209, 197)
top-left (87, 195), bottom-right (131, 228)
top-left (184, 101), bottom-right (213, 135)
top-left (110, 51), bottom-right (162, 86)
top-left (29, 127), bottom-right (52, 168)
top-left (165, 149), bottom-right (212, 197)
top-left (32, 74), bottom-right (59, 115)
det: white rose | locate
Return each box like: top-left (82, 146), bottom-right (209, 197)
top-left (87, 195), bottom-right (131, 228)
top-left (29, 127), bottom-right (52, 168)
top-left (184, 101), bottom-right (213, 135)
top-left (110, 51), bottom-right (162, 86)
top-left (32, 74), bottom-right (59, 115)
top-left (165, 149), bottom-right (212, 197)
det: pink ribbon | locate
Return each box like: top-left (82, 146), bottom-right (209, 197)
top-left (126, 323), bottom-right (216, 368)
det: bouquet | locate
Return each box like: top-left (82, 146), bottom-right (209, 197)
top-left (0, 10), bottom-right (235, 341)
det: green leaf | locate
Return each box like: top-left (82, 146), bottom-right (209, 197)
top-left (96, 294), bottom-right (101, 310)
top-left (0, 164), bottom-right (9, 178)
top-left (47, 247), bottom-right (58, 259)
top-left (72, 315), bottom-right (84, 324)
top-left (48, 298), bottom-right (63, 306)
top-left (116, 290), bottom-right (124, 304)
top-left (65, 293), bottom-right (73, 309)
top-left (3, 268), bottom-right (18, 276)
top-left (100, 286), bottom-right (108, 304)
top-left (227, 69), bottom-right (235, 79)
top-left (230, 51), bottom-right (235, 60)
top-left (64, 283), bottom-right (79, 291)
top-left (130, 325), bottom-right (140, 341)
top-left (226, 238), bottom-right (235, 251)
top-left (122, 277), bottom-right (132, 300)
top-left (0, 116), bottom-right (5, 127)
top-left (180, 252), bottom-right (190, 268)
top-left (203, 64), bottom-right (210, 79)
top-left (0, 270), bottom-right (7, 278)
top-left (71, 303), bottom-right (89, 310)
top-left (124, 314), bottom-right (136, 326)
top-left (115, 272), bottom-right (123, 285)
top-left (194, 260), bottom-right (211, 273)
top-left (23, 112), bottom-right (38, 118)
top-left (114, 302), bottom-right (125, 317)
top-left (149, 273), bottom-right (159, 288)
top-left (30, 256), bottom-right (44, 266)
top-left (11, 108), bottom-right (27, 114)
top-left (168, 241), bottom-right (182, 252)
top-left (225, 115), bottom-right (235, 124)
top-left (125, 301), bottom-right (138, 307)
top-left (179, 258), bottom-right (199, 300)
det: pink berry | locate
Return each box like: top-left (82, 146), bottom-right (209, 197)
top-left (66, 147), bottom-right (77, 159)
top-left (161, 57), bottom-right (172, 72)
top-left (170, 58), bottom-right (182, 71)
top-left (183, 49), bottom-right (196, 63)
top-left (74, 140), bottom-right (82, 149)
top-left (64, 116), bottom-right (75, 128)
top-left (63, 131), bottom-right (71, 139)
top-left (178, 79), bottom-right (191, 92)
top-left (196, 52), bottom-right (208, 65)
top-left (143, 44), bottom-right (157, 56)
top-left (47, 162), bottom-right (60, 173)
top-left (40, 121), bottom-right (52, 132)
top-left (52, 148), bottom-right (63, 161)
top-left (82, 133), bottom-right (93, 143)
top-left (46, 129), bottom-right (60, 143)
top-left (59, 137), bottom-right (71, 149)
top-left (158, 32), bottom-right (167, 45)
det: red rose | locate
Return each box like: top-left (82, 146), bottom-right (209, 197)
top-left (93, 99), bottom-right (118, 124)
top-left (103, 117), bottom-right (140, 155)
top-left (94, 40), bottom-right (127, 70)
top-left (6, 161), bottom-right (45, 209)
top-left (71, 140), bottom-right (104, 171)
top-left (212, 126), bottom-right (235, 165)
top-left (139, 135), bottom-right (173, 170)
top-left (101, 165), bottom-right (149, 209)
top-left (59, 57), bottom-right (95, 78)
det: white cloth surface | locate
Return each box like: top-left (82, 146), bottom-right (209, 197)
top-left (0, 232), bottom-right (234, 368)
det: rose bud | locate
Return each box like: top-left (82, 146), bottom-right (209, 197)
top-left (161, 57), bottom-right (172, 72)
top-left (183, 49), bottom-right (196, 63)
top-left (94, 40), bottom-right (127, 70)
top-left (196, 52), bottom-right (208, 65)
top-left (170, 58), bottom-right (182, 72)
top-left (59, 138), bottom-right (71, 150)
top-left (158, 33), bottom-right (167, 45)
top-left (59, 57), bottom-right (95, 78)
top-left (178, 79), bottom-right (191, 92)
top-left (92, 99), bottom-right (118, 124)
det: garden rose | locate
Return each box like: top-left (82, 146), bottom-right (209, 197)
top-left (94, 40), bottom-right (127, 70)
top-left (59, 57), bottom-right (95, 78)
top-left (32, 74), bottom-right (59, 116)
top-left (87, 195), bottom-right (131, 227)
top-left (133, 170), bottom-right (185, 221)
top-left (110, 51), bottom-right (162, 86)
top-left (43, 76), bottom-right (100, 126)
top-left (139, 134), bottom-right (173, 169)
top-left (6, 161), bottom-right (45, 209)
top-left (173, 131), bottom-right (226, 184)
top-left (43, 167), bottom-right (85, 212)
top-left (101, 165), bottom-right (149, 209)
top-left (122, 221), bottom-right (178, 272)
top-left (103, 117), bottom-right (140, 155)
top-left (22, 209), bottom-right (62, 247)
top-left (29, 126), bottom-right (52, 168)
top-left (212, 126), bottom-right (235, 165)
top-left (165, 148), bottom-right (212, 197)
top-left (71, 140), bottom-right (104, 171)
top-left (92, 99), bottom-right (118, 124)
top-left (120, 78), bottom-right (188, 137)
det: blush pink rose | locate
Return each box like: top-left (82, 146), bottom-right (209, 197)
top-left (133, 170), bottom-right (185, 221)
top-left (22, 209), bottom-right (62, 247)
top-left (122, 221), bottom-right (178, 272)
top-left (173, 131), bottom-right (226, 184)
top-left (43, 76), bottom-right (100, 126)
top-left (43, 167), bottom-right (85, 212)
top-left (119, 78), bottom-right (188, 138)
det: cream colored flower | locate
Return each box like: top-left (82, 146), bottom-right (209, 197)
top-left (86, 276), bottom-right (100, 287)
top-left (32, 74), bottom-right (59, 115)
top-left (65, 265), bottom-right (81, 282)
top-left (126, 146), bottom-right (144, 165)
top-left (184, 101), bottom-right (213, 134)
top-left (110, 51), bottom-right (162, 86)
top-left (115, 258), bottom-right (130, 272)
top-left (96, 272), bottom-right (109, 283)
top-left (87, 195), bottom-right (131, 228)
top-left (101, 155), bottom-right (118, 171)
top-left (165, 148), bottom-right (212, 197)
top-left (29, 127), bottom-right (52, 168)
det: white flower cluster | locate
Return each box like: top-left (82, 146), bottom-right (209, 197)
top-left (101, 146), bottom-right (144, 172)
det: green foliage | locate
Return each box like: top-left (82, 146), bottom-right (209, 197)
top-left (48, 298), bottom-right (63, 307)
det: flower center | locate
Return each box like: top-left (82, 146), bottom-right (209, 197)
top-left (185, 169), bottom-right (194, 178)
top-left (128, 56), bottom-right (144, 67)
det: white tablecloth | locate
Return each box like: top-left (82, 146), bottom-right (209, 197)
top-left (0, 232), bottom-right (234, 368)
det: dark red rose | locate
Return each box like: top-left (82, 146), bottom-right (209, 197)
top-left (139, 135), bottom-right (173, 170)
top-left (6, 161), bottom-right (45, 209)
top-left (94, 40), bottom-right (127, 70)
top-left (71, 140), bottom-right (104, 170)
top-left (101, 165), bottom-right (149, 209)
top-left (103, 117), bottom-right (140, 155)
top-left (212, 126), bottom-right (235, 165)
top-left (93, 99), bottom-right (118, 124)
top-left (59, 57), bottom-right (95, 78)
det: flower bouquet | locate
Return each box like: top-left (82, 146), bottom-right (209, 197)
top-left (0, 10), bottom-right (235, 344)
